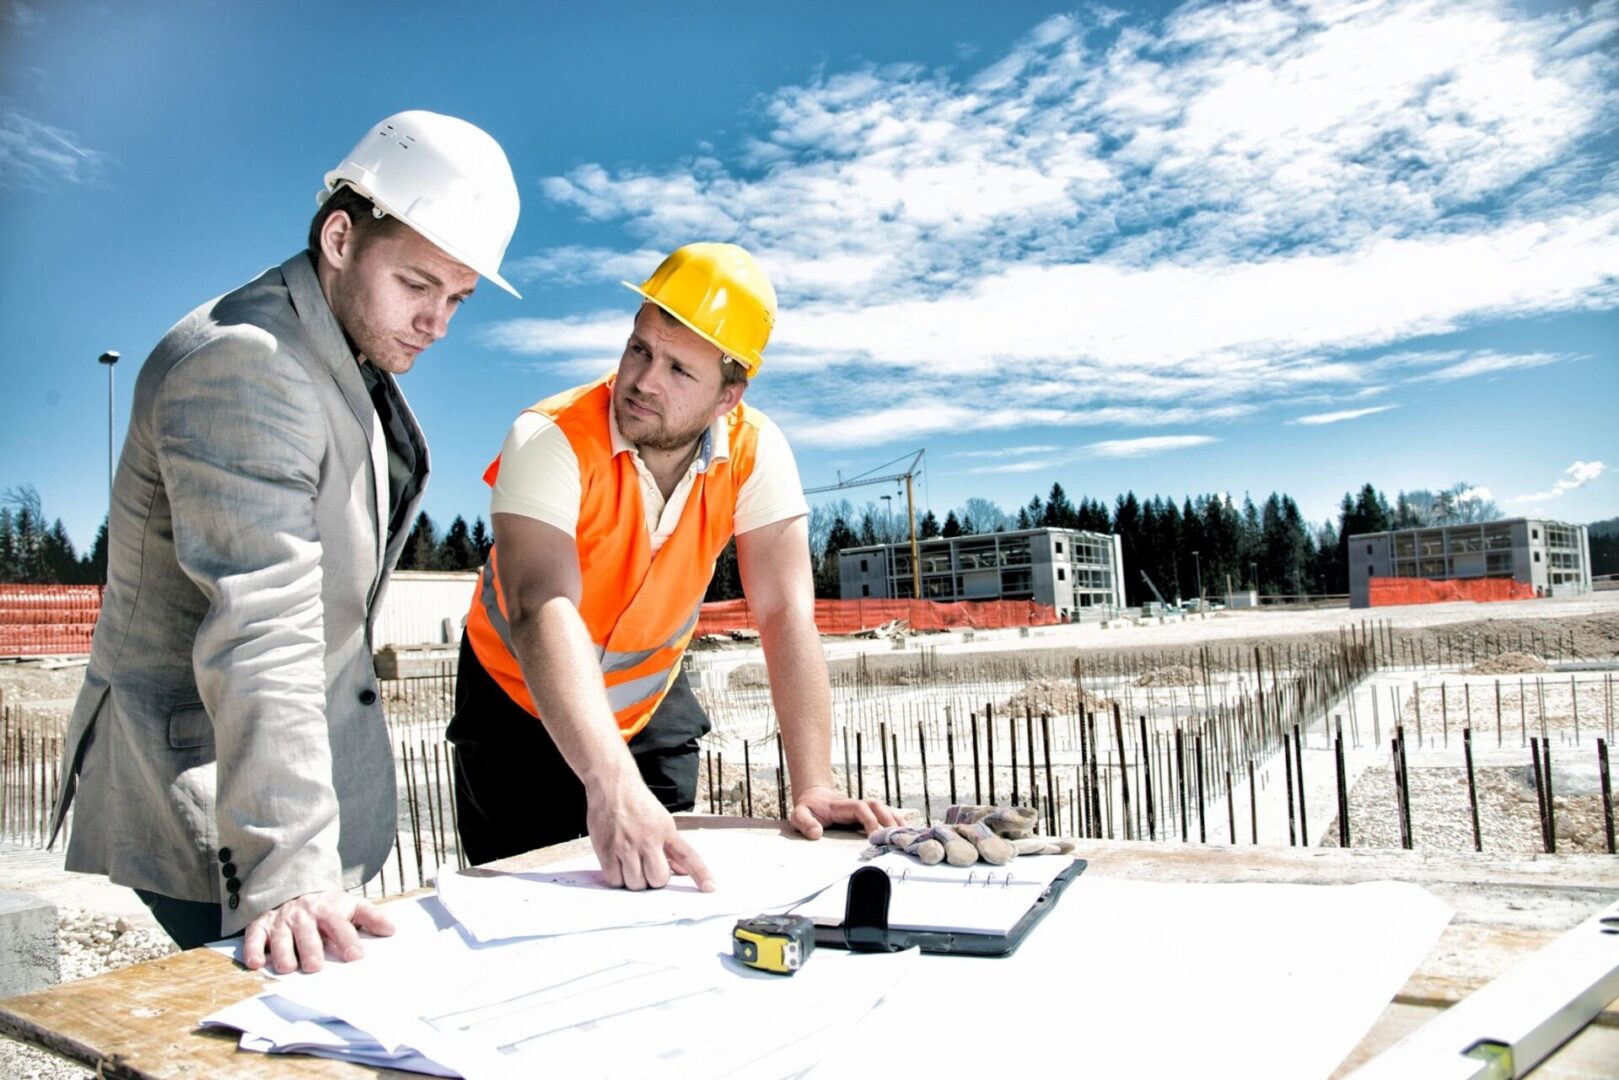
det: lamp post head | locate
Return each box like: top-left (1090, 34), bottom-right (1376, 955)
top-left (98, 350), bottom-right (120, 366)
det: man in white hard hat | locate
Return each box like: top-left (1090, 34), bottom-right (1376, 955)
top-left (51, 111), bottom-right (521, 973)
top-left (451, 243), bottom-right (902, 891)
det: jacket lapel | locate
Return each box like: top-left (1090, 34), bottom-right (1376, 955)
top-left (279, 253), bottom-right (389, 580)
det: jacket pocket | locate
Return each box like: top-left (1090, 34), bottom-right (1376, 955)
top-left (167, 702), bottom-right (213, 749)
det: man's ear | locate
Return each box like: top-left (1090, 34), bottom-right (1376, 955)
top-left (714, 379), bottom-right (746, 418)
top-left (319, 210), bottom-right (358, 271)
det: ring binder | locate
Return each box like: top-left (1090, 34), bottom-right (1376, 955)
top-left (814, 858), bottom-right (1087, 957)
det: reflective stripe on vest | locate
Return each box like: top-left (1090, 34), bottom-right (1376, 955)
top-left (464, 375), bottom-right (760, 740)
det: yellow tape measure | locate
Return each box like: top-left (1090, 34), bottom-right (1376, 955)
top-left (732, 914), bottom-right (816, 974)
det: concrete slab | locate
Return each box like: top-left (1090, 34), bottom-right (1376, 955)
top-left (0, 892), bottom-right (58, 998)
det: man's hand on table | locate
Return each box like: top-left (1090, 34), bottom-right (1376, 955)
top-left (586, 778), bottom-right (717, 893)
top-left (242, 890), bottom-right (395, 974)
top-left (788, 785), bottom-right (905, 839)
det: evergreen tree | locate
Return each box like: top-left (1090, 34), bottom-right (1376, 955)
top-left (705, 537), bottom-right (743, 601)
top-left (470, 517), bottom-right (493, 562)
top-left (858, 510), bottom-right (879, 547)
top-left (1113, 492), bottom-right (1143, 604)
top-left (1043, 483), bottom-right (1077, 529)
top-left (440, 515), bottom-right (477, 570)
top-left (1015, 506), bottom-right (1031, 530)
top-left (0, 508), bottom-right (15, 582)
top-left (815, 516), bottom-right (859, 598)
top-left (41, 520), bottom-right (80, 583)
top-left (941, 511), bottom-right (962, 538)
top-left (1023, 496), bottom-right (1045, 529)
top-left (918, 510), bottom-right (941, 539)
top-left (80, 517), bottom-right (109, 584)
top-left (399, 512), bottom-right (441, 570)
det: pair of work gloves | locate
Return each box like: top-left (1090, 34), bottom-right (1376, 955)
top-left (862, 805), bottom-right (1076, 867)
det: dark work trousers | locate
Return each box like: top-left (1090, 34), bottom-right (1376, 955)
top-left (134, 889), bottom-right (234, 951)
top-left (446, 633), bottom-right (711, 866)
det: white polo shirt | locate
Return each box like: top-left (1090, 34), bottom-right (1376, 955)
top-left (490, 399), bottom-right (809, 554)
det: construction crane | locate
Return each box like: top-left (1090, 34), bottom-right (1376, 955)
top-left (804, 449), bottom-right (926, 599)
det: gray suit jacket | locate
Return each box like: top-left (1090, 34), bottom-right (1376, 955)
top-left (53, 252), bottom-right (428, 935)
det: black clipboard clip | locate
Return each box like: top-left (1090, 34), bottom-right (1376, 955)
top-left (843, 865), bottom-right (902, 953)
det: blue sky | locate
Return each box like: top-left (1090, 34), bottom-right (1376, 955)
top-left (3, 0), bottom-right (1615, 552)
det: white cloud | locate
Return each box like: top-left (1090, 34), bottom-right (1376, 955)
top-left (1083, 435), bottom-right (1218, 458)
top-left (1509, 459), bottom-right (1608, 504)
top-left (487, 0), bottom-right (1619, 450)
top-left (950, 445), bottom-right (1062, 459)
top-left (1289, 404), bottom-right (1399, 426)
top-left (1409, 351), bottom-right (1569, 382)
top-left (0, 108), bottom-right (113, 189)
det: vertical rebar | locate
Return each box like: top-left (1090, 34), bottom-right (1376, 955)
top-left (1463, 727), bottom-right (1481, 853)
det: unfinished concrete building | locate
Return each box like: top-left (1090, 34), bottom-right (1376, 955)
top-left (1347, 517), bottom-right (1592, 607)
top-left (838, 527), bottom-right (1126, 620)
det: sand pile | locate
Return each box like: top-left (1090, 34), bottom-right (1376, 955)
top-left (999, 677), bottom-right (1110, 717)
top-left (1133, 664), bottom-right (1197, 687)
top-left (1466, 651), bottom-right (1550, 675)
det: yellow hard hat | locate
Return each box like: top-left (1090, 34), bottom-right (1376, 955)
top-left (622, 243), bottom-right (776, 378)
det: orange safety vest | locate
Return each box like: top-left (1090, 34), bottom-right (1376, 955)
top-left (464, 375), bottom-right (761, 740)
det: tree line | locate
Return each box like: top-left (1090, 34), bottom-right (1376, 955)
top-left (8, 484), bottom-right (1612, 604)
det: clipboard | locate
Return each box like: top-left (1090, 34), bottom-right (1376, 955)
top-left (809, 858), bottom-right (1086, 958)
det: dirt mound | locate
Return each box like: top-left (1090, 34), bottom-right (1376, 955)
top-left (1134, 664), bottom-right (1197, 687)
top-left (1466, 651), bottom-right (1549, 675)
top-left (1000, 677), bottom-right (1111, 717)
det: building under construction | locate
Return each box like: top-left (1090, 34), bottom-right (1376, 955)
top-left (1347, 517), bottom-right (1592, 608)
top-left (838, 527), bottom-right (1126, 619)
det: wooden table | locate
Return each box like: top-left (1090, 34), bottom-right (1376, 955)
top-left (3, 817), bottom-right (1616, 1078)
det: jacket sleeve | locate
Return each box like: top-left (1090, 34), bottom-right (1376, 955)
top-left (153, 329), bottom-right (342, 935)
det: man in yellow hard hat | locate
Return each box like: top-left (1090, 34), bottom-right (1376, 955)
top-left (451, 243), bottom-right (902, 888)
top-left (52, 111), bottom-right (521, 972)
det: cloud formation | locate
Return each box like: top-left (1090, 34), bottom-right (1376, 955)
top-left (0, 107), bottom-right (113, 189)
top-left (488, 0), bottom-right (1619, 449)
top-left (1510, 460), bottom-right (1609, 504)
top-left (1289, 405), bottom-right (1399, 426)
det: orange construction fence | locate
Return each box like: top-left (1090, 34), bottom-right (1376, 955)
top-left (697, 597), bottom-right (1063, 637)
top-left (1367, 577), bottom-right (1536, 607)
top-left (0, 584), bottom-right (104, 656)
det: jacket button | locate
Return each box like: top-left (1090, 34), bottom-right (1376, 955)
top-left (221, 863), bottom-right (236, 879)
top-left (358, 688), bottom-right (378, 706)
top-left (218, 847), bottom-right (232, 863)
top-left (226, 877), bottom-right (241, 893)
top-left (228, 894), bottom-right (240, 910)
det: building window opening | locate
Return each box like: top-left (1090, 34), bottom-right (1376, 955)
top-left (1058, 568), bottom-right (1067, 581)
top-left (860, 559), bottom-right (868, 572)
top-left (861, 584), bottom-right (870, 597)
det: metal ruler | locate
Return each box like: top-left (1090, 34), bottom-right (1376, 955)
top-left (1350, 899), bottom-right (1619, 1079)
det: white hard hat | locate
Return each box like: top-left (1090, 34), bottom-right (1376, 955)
top-left (321, 110), bottom-right (522, 298)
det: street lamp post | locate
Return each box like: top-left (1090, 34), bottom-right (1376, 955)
top-left (1192, 549), bottom-right (1203, 609)
top-left (880, 494), bottom-right (893, 542)
top-left (97, 350), bottom-right (120, 518)
top-left (1251, 561), bottom-right (1260, 598)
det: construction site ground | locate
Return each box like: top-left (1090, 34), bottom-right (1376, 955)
top-left (2, 590), bottom-right (1617, 1077)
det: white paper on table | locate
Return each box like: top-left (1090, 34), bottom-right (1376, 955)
top-left (206, 894), bottom-right (458, 977)
top-left (791, 851), bottom-right (1077, 934)
top-left (207, 994), bottom-right (458, 1076)
top-left (437, 829), bottom-right (869, 941)
top-left (250, 919), bottom-right (920, 1080)
top-left (812, 877), bottom-right (1454, 1080)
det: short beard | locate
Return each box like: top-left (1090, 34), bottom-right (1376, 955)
top-left (613, 394), bottom-right (713, 453)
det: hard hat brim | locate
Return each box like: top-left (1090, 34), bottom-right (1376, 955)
top-left (323, 178), bottom-right (522, 299)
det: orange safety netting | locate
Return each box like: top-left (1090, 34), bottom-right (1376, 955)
top-left (696, 597), bottom-right (1063, 637)
top-left (1367, 577), bottom-right (1536, 607)
top-left (0, 584), bottom-right (103, 656)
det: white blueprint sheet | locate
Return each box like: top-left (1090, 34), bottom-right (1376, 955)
top-left (436, 828), bottom-right (869, 941)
